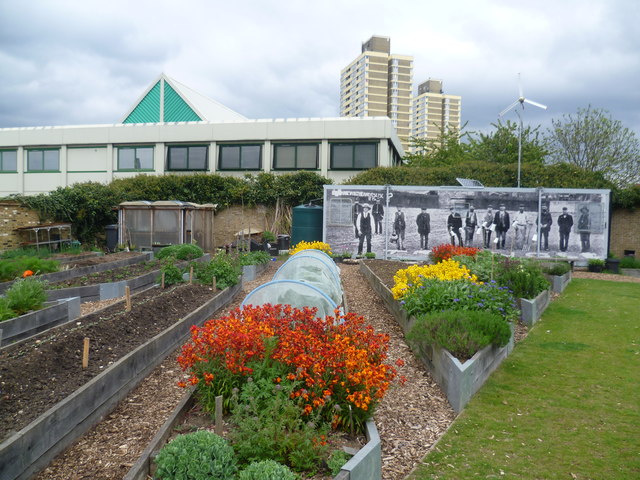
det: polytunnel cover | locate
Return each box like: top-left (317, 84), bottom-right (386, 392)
top-left (242, 280), bottom-right (338, 318)
top-left (290, 249), bottom-right (341, 280)
top-left (273, 253), bottom-right (343, 305)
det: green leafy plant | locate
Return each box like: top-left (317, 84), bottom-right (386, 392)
top-left (154, 430), bottom-right (237, 480)
top-left (494, 257), bottom-right (550, 299)
top-left (620, 256), bottom-right (640, 268)
top-left (239, 250), bottom-right (271, 266)
top-left (364, 252), bottom-right (376, 259)
top-left (156, 243), bottom-right (204, 260)
top-left (588, 258), bottom-right (606, 267)
top-left (261, 231), bottom-right (276, 243)
top-left (0, 257), bottom-right (59, 282)
top-left (327, 449), bottom-right (352, 476)
top-left (0, 298), bottom-right (16, 322)
top-left (541, 261), bottom-right (572, 276)
top-left (238, 459), bottom-right (297, 480)
top-left (5, 277), bottom-right (48, 316)
top-left (158, 260), bottom-right (184, 286)
top-left (193, 251), bottom-right (241, 289)
top-left (408, 309), bottom-right (512, 361)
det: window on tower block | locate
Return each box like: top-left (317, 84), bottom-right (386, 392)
top-left (273, 143), bottom-right (319, 170)
top-left (218, 144), bottom-right (262, 170)
top-left (167, 145), bottom-right (208, 171)
top-left (330, 142), bottom-right (377, 169)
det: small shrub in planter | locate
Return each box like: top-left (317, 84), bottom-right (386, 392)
top-left (407, 309), bottom-right (512, 361)
top-left (364, 252), bottom-right (376, 259)
top-left (588, 259), bottom-right (605, 272)
top-left (620, 256), bottom-right (640, 269)
top-left (156, 243), bottom-right (204, 260)
top-left (239, 250), bottom-right (271, 266)
top-left (154, 430), bottom-right (237, 480)
top-left (0, 256), bottom-right (59, 282)
top-left (495, 258), bottom-right (550, 299)
top-left (238, 459), bottom-right (297, 480)
top-left (193, 251), bottom-right (241, 289)
top-left (327, 450), bottom-right (352, 476)
top-left (157, 260), bottom-right (184, 286)
top-left (541, 261), bottom-right (572, 276)
top-left (0, 298), bottom-right (16, 322)
top-left (4, 277), bottom-right (47, 316)
top-left (261, 231), bottom-right (276, 244)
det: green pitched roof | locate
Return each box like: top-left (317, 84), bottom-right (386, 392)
top-left (121, 74), bottom-right (246, 124)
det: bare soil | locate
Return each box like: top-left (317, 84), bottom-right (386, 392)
top-left (53, 251), bottom-right (143, 268)
top-left (0, 283), bottom-right (216, 441)
top-left (49, 259), bottom-right (162, 288)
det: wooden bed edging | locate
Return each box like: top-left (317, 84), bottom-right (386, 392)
top-left (0, 280), bottom-right (241, 480)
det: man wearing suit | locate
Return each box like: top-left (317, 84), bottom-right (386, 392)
top-left (558, 207), bottom-right (574, 252)
top-left (536, 205), bottom-right (553, 251)
top-left (372, 199), bottom-right (384, 234)
top-left (356, 203), bottom-right (375, 255)
top-left (416, 207), bottom-right (431, 249)
top-left (493, 204), bottom-right (510, 250)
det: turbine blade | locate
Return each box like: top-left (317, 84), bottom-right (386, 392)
top-left (524, 98), bottom-right (548, 110)
top-left (499, 99), bottom-right (520, 117)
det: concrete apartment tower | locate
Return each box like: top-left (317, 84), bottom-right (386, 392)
top-left (340, 36), bottom-right (413, 151)
top-left (412, 79), bottom-right (462, 147)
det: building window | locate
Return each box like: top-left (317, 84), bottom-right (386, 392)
top-left (117, 146), bottom-right (154, 171)
top-left (27, 149), bottom-right (59, 171)
top-left (330, 142), bottom-right (377, 169)
top-left (0, 150), bottom-right (17, 172)
top-left (273, 143), bottom-right (318, 170)
top-left (218, 144), bottom-right (262, 170)
top-left (167, 145), bottom-right (208, 171)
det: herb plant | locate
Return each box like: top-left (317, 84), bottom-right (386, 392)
top-left (5, 277), bottom-right (48, 316)
top-left (238, 460), bottom-right (297, 480)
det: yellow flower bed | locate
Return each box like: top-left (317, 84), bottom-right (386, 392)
top-left (289, 240), bottom-right (332, 256)
top-left (391, 259), bottom-right (480, 299)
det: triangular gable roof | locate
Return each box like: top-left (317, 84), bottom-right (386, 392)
top-left (120, 73), bottom-right (247, 124)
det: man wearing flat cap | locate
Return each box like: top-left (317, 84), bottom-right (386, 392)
top-left (577, 205), bottom-right (591, 252)
top-left (558, 207), bottom-right (574, 252)
top-left (356, 203), bottom-right (375, 255)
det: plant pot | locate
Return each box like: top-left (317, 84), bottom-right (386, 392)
top-left (605, 258), bottom-right (620, 274)
top-left (588, 264), bottom-right (604, 273)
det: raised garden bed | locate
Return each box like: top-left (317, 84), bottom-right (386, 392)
top-left (360, 260), bottom-right (515, 414)
top-left (0, 297), bottom-right (80, 347)
top-left (518, 289), bottom-right (551, 327)
top-left (241, 262), bottom-right (269, 283)
top-left (0, 280), bottom-right (241, 480)
top-left (547, 270), bottom-right (572, 294)
top-left (124, 389), bottom-right (378, 480)
top-left (621, 268), bottom-right (640, 278)
top-left (0, 251), bottom-right (151, 294)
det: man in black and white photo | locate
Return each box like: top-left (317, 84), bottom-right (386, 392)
top-left (356, 203), bottom-right (374, 255)
top-left (493, 204), bottom-right (510, 250)
top-left (482, 205), bottom-right (494, 248)
top-left (393, 206), bottom-right (406, 250)
top-left (372, 199), bottom-right (384, 235)
top-left (352, 199), bottom-right (363, 239)
top-left (537, 205), bottom-right (553, 251)
top-left (558, 207), bottom-right (574, 252)
top-left (512, 204), bottom-right (529, 250)
top-left (577, 206), bottom-right (591, 252)
top-left (447, 207), bottom-right (463, 247)
top-left (416, 207), bottom-right (431, 249)
top-left (464, 205), bottom-right (478, 247)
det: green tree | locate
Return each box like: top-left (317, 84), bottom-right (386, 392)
top-left (467, 119), bottom-right (549, 166)
top-left (547, 106), bottom-right (640, 187)
top-left (403, 124), bottom-right (470, 167)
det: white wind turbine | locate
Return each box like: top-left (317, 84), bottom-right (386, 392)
top-left (499, 73), bottom-right (548, 188)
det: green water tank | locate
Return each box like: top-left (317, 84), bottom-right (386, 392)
top-left (291, 204), bottom-right (323, 247)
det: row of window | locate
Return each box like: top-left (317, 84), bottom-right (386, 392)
top-left (0, 143), bottom-right (379, 172)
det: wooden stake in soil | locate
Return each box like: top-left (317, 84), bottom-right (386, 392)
top-left (215, 395), bottom-right (223, 435)
top-left (212, 277), bottom-right (217, 291)
top-left (189, 265), bottom-right (193, 284)
top-left (125, 286), bottom-right (131, 312)
top-left (82, 337), bottom-right (90, 368)
top-left (161, 272), bottom-right (165, 289)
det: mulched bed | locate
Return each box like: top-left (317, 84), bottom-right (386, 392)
top-left (48, 259), bottom-right (163, 288)
top-left (0, 283), bottom-right (216, 441)
top-left (361, 259), bottom-right (410, 289)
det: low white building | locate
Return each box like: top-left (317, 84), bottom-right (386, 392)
top-left (0, 74), bottom-right (403, 196)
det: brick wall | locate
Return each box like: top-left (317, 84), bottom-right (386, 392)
top-left (213, 205), bottom-right (276, 247)
top-left (610, 208), bottom-right (640, 258)
top-left (0, 202), bottom-right (41, 252)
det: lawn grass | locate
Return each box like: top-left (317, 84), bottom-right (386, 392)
top-left (410, 278), bottom-right (640, 480)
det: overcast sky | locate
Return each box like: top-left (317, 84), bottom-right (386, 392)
top-left (1, 0), bottom-right (639, 137)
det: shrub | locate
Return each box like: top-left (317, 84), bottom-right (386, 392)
top-left (193, 251), bottom-right (241, 289)
top-left (429, 243), bottom-right (480, 263)
top-left (452, 250), bottom-right (499, 283)
top-left (620, 256), bottom-right (640, 268)
top-left (5, 277), bottom-right (48, 316)
top-left (154, 430), bottom-right (237, 480)
top-left (392, 259), bottom-right (480, 300)
top-left (408, 309), bottom-right (512, 360)
top-left (177, 304), bottom-right (397, 434)
top-left (588, 258), bottom-right (605, 267)
top-left (156, 243), bottom-right (204, 260)
top-left (158, 260), bottom-right (184, 286)
top-left (261, 231), bottom-right (276, 243)
top-left (496, 257), bottom-right (550, 299)
top-left (400, 278), bottom-right (519, 321)
top-left (238, 460), bottom-right (297, 480)
top-left (0, 298), bottom-right (16, 322)
top-left (0, 256), bottom-right (59, 282)
top-left (289, 241), bottom-right (332, 256)
top-left (541, 261), bottom-right (572, 276)
top-left (327, 449), bottom-right (352, 476)
top-left (239, 250), bottom-right (271, 266)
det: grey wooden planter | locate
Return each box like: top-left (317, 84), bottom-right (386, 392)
top-left (0, 280), bottom-right (240, 480)
top-left (241, 262), bottom-right (269, 284)
top-left (0, 252), bottom-right (152, 294)
top-left (359, 261), bottom-right (515, 414)
top-left (548, 271), bottom-right (571, 294)
top-left (0, 297), bottom-right (81, 347)
top-left (519, 289), bottom-right (551, 327)
top-left (621, 268), bottom-right (640, 278)
top-left (124, 392), bottom-right (381, 480)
